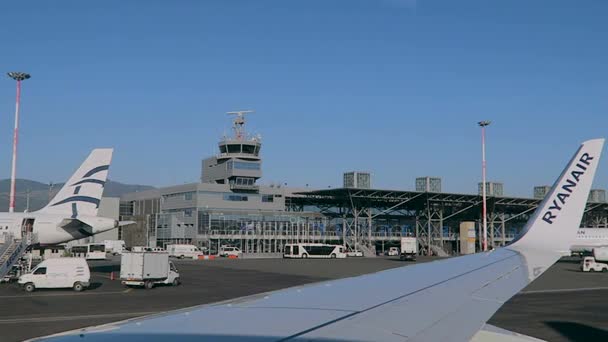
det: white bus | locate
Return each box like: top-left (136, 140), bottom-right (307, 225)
top-left (283, 243), bottom-right (346, 259)
top-left (71, 243), bottom-right (106, 260)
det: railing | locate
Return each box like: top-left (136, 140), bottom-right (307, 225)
top-left (0, 238), bottom-right (28, 279)
top-left (229, 183), bottom-right (259, 191)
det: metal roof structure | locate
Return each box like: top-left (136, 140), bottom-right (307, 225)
top-left (288, 188), bottom-right (608, 256)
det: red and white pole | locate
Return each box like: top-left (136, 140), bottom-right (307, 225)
top-left (9, 79), bottom-right (21, 213)
top-left (7, 72), bottom-right (30, 213)
top-left (481, 126), bottom-right (487, 251)
top-left (478, 120), bottom-right (491, 252)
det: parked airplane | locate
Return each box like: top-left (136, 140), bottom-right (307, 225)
top-left (38, 139), bottom-right (604, 342)
top-left (571, 227), bottom-right (608, 254)
top-left (0, 148), bottom-right (126, 246)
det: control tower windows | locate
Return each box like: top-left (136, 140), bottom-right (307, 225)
top-left (227, 144), bottom-right (240, 153)
top-left (242, 144), bottom-right (255, 154)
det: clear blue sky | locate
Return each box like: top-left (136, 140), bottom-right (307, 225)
top-left (0, 0), bottom-right (606, 196)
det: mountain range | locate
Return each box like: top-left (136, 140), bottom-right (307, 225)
top-left (0, 179), bottom-right (155, 212)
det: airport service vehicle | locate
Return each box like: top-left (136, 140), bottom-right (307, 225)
top-left (400, 237), bottom-right (418, 261)
top-left (18, 258), bottom-right (90, 292)
top-left (346, 250), bottom-right (364, 257)
top-left (284, 243), bottom-right (346, 259)
top-left (104, 240), bottom-right (125, 255)
top-left (71, 243), bottom-right (106, 260)
top-left (120, 252), bottom-right (180, 289)
top-left (0, 149), bottom-right (133, 246)
top-left (219, 246), bottom-right (242, 258)
top-left (581, 256), bottom-right (608, 272)
top-left (387, 247), bottom-right (399, 256)
top-left (33, 139), bottom-right (607, 342)
top-left (167, 244), bottom-right (202, 259)
top-left (1, 264), bottom-right (24, 283)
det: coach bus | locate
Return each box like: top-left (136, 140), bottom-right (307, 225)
top-left (283, 243), bottom-right (346, 259)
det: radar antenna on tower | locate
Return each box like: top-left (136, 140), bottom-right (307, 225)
top-left (227, 110), bottom-right (254, 140)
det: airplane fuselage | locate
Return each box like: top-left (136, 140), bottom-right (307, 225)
top-left (571, 228), bottom-right (608, 252)
top-left (0, 212), bottom-right (118, 245)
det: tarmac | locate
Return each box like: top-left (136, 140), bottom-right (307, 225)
top-left (0, 256), bottom-right (606, 341)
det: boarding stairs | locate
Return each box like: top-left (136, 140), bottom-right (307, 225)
top-left (0, 233), bottom-right (30, 280)
top-left (417, 237), bottom-right (449, 257)
top-left (343, 234), bottom-right (376, 257)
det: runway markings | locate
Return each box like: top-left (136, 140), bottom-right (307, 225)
top-left (520, 286), bottom-right (608, 295)
top-left (0, 312), bottom-right (158, 324)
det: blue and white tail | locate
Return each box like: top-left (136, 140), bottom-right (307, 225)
top-left (38, 148), bottom-right (113, 217)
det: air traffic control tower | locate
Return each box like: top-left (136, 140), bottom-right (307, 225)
top-left (201, 111), bottom-right (262, 192)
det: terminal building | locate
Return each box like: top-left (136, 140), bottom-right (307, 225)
top-left (120, 112), bottom-right (326, 254)
top-left (120, 112), bottom-right (608, 257)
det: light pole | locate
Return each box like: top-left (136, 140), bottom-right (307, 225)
top-left (478, 120), bottom-right (491, 251)
top-left (7, 72), bottom-right (30, 213)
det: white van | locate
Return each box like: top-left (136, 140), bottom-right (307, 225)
top-left (18, 258), bottom-right (90, 292)
top-left (219, 246), bottom-right (242, 258)
top-left (166, 244), bottom-right (202, 259)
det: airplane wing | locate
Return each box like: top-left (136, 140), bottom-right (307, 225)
top-left (37, 139), bottom-right (604, 342)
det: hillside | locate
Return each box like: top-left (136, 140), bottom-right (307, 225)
top-left (0, 179), bottom-right (155, 212)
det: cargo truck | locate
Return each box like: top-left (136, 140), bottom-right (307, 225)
top-left (400, 237), bottom-right (417, 261)
top-left (120, 252), bottom-right (180, 289)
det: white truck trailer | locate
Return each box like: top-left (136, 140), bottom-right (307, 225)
top-left (120, 252), bottom-right (180, 289)
top-left (400, 237), bottom-right (418, 261)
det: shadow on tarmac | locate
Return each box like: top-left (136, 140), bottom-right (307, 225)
top-left (546, 321), bottom-right (608, 342)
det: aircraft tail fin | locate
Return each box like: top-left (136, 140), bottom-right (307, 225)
top-left (509, 139), bottom-right (604, 253)
top-left (38, 148), bottom-right (113, 217)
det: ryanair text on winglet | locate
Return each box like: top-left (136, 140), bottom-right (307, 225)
top-left (542, 152), bottom-right (594, 224)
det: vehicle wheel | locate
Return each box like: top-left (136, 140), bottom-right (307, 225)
top-left (603, 268), bottom-right (608, 273)
top-left (179, 255), bottom-right (184, 259)
top-left (330, 254), bottom-right (336, 259)
top-left (73, 282), bottom-right (84, 292)
top-left (302, 254), bottom-right (308, 259)
top-left (172, 278), bottom-right (180, 286)
top-left (24, 283), bottom-right (35, 292)
top-left (144, 281), bottom-right (154, 290)
top-left (590, 268), bottom-right (595, 272)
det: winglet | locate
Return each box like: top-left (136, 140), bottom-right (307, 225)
top-left (509, 139), bottom-right (604, 253)
top-left (38, 148), bottom-right (113, 217)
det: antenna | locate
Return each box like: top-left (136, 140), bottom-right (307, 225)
top-left (227, 110), bottom-right (254, 140)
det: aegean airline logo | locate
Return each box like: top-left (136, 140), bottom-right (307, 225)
top-left (542, 152), bottom-right (594, 224)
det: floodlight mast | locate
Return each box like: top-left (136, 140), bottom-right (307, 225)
top-left (478, 120), bottom-right (491, 251)
top-left (7, 72), bottom-right (31, 213)
top-left (227, 110), bottom-right (254, 140)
